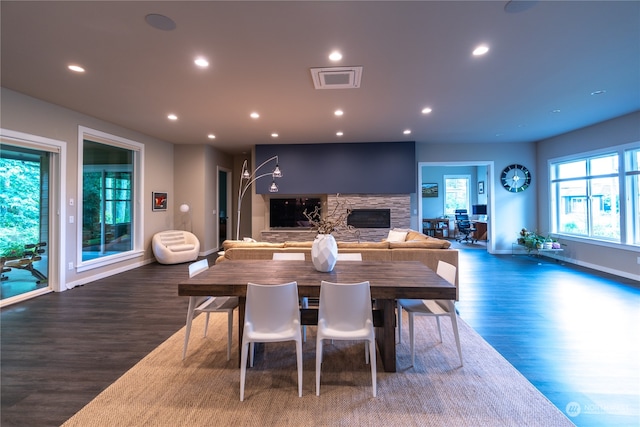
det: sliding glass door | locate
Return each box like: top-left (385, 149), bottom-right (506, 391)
top-left (0, 144), bottom-right (51, 301)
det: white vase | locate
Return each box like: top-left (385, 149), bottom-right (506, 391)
top-left (311, 234), bottom-right (338, 272)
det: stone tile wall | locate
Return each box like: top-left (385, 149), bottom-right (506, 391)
top-left (261, 193), bottom-right (410, 243)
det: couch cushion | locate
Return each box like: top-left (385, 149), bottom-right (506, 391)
top-left (284, 241), bottom-right (314, 248)
top-left (405, 230), bottom-right (429, 241)
top-left (223, 240), bottom-right (285, 250)
top-left (338, 241), bottom-right (390, 249)
top-left (389, 239), bottom-right (451, 249)
top-left (167, 243), bottom-right (196, 252)
top-left (159, 232), bottom-right (186, 246)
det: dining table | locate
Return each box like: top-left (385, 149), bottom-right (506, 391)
top-left (178, 259), bottom-right (456, 372)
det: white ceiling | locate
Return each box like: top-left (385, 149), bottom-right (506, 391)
top-left (1, 1), bottom-right (638, 154)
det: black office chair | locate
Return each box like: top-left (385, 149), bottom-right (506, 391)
top-left (455, 210), bottom-right (477, 243)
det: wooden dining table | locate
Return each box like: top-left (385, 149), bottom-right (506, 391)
top-left (178, 259), bottom-right (456, 372)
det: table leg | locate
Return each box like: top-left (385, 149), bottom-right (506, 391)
top-left (374, 298), bottom-right (397, 372)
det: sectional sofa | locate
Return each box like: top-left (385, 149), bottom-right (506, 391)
top-left (215, 229), bottom-right (459, 297)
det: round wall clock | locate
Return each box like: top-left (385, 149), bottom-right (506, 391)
top-left (501, 164), bottom-right (531, 193)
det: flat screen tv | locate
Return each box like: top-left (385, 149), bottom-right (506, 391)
top-left (269, 198), bottom-right (321, 228)
top-left (472, 204), bottom-right (487, 215)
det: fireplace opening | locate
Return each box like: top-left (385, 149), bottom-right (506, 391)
top-left (347, 209), bottom-right (391, 228)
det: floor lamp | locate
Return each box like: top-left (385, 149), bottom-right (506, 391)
top-left (236, 156), bottom-right (282, 240)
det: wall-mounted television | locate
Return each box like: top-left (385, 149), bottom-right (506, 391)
top-left (269, 198), bottom-right (321, 228)
top-left (472, 204), bottom-right (487, 215)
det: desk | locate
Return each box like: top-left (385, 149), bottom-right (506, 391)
top-left (178, 259), bottom-right (456, 372)
top-left (472, 221), bottom-right (487, 241)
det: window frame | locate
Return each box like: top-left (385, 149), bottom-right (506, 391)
top-left (443, 174), bottom-right (472, 216)
top-left (76, 126), bottom-right (144, 272)
top-left (549, 142), bottom-right (639, 248)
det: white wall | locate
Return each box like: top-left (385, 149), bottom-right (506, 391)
top-left (1, 88), bottom-right (176, 290)
top-left (417, 141), bottom-right (538, 253)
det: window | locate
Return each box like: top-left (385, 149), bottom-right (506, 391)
top-left (550, 145), bottom-right (639, 246)
top-left (626, 147), bottom-right (640, 244)
top-left (444, 175), bottom-right (471, 215)
top-left (78, 127), bottom-right (143, 270)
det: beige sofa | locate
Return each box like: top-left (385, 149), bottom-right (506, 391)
top-left (216, 230), bottom-right (459, 298)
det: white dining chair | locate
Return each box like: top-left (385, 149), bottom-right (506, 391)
top-left (316, 280), bottom-right (377, 397)
top-left (272, 253), bottom-right (309, 341)
top-left (240, 281), bottom-right (303, 401)
top-left (183, 259), bottom-right (239, 361)
top-left (397, 260), bottom-right (463, 366)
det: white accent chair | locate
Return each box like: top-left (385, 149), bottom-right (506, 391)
top-left (182, 259), bottom-right (239, 361)
top-left (240, 281), bottom-right (303, 401)
top-left (316, 280), bottom-right (377, 397)
top-left (152, 230), bottom-right (200, 264)
top-left (397, 260), bottom-right (463, 367)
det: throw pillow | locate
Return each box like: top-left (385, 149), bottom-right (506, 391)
top-left (386, 229), bottom-right (408, 242)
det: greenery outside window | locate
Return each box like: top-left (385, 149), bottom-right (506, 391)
top-left (78, 127), bottom-right (143, 271)
top-left (444, 175), bottom-right (471, 216)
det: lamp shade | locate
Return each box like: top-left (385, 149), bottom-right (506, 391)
top-left (179, 204), bottom-right (190, 213)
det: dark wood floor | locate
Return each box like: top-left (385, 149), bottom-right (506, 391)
top-left (2, 250), bottom-right (639, 427)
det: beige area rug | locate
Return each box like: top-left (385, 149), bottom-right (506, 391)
top-left (62, 312), bottom-right (573, 427)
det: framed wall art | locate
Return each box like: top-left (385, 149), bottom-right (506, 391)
top-left (478, 181), bottom-right (485, 195)
top-left (152, 192), bottom-right (168, 211)
top-left (422, 183), bottom-right (438, 198)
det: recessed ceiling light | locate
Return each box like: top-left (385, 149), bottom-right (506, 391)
top-left (271, 133), bottom-right (279, 138)
top-left (250, 112), bottom-right (260, 119)
top-left (336, 131), bottom-right (344, 137)
top-left (68, 65), bottom-right (85, 73)
top-left (329, 51), bottom-right (342, 61)
top-left (590, 90), bottom-right (606, 96)
top-left (167, 114), bottom-right (178, 120)
top-left (334, 109), bottom-right (344, 116)
top-left (421, 107), bottom-right (432, 114)
top-left (208, 134), bottom-right (216, 139)
top-left (194, 57), bottom-right (209, 68)
top-left (403, 129), bottom-right (412, 135)
top-left (551, 109), bottom-right (561, 114)
top-left (472, 45), bottom-right (490, 56)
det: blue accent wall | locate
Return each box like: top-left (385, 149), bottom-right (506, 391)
top-left (255, 141), bottom-right (416, 194)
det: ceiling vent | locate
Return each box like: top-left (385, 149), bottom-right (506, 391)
top-left (310, 66), bottom-right (363, 89)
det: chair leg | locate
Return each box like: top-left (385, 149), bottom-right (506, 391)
top-left (296, 339), bottom-right (303, 397)
top-left (365, 341), bottom-right (369, 364)
top-left (182, 297), bottom-right (197, 360)
top-left (436, 316), bottom-right (443, 342)
top-left (203, 312), bottom-right (211, 337)
top-left (315, 339), bottom-right (323, 396)
top-left (249, 342), bottom-right (255, 367)
top-left (446, 301), bottom-right (463, 366)
top-left (240, 341), bottom-right (250, 401)
top-left (301, 297), bottom-right (308, 342)
top-left (408, 313), bottom-right (416, 366)
top-left (369, 339), bottom-right (377, 397)
top-left (226, 310), bottom-right (233, 361)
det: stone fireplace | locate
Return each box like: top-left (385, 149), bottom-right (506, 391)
top-left (261, 194), bottom-right (410, 242)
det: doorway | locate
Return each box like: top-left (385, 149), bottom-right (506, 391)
top-left (1, 130), bottom-right (65, 305)
top-left (419, 161), bottom-right (494, 253)
top-left (217, 167), bottom-right (232, 249)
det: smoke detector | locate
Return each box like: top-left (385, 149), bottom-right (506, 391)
top-left (310, 66), bottom-right (363, 89)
